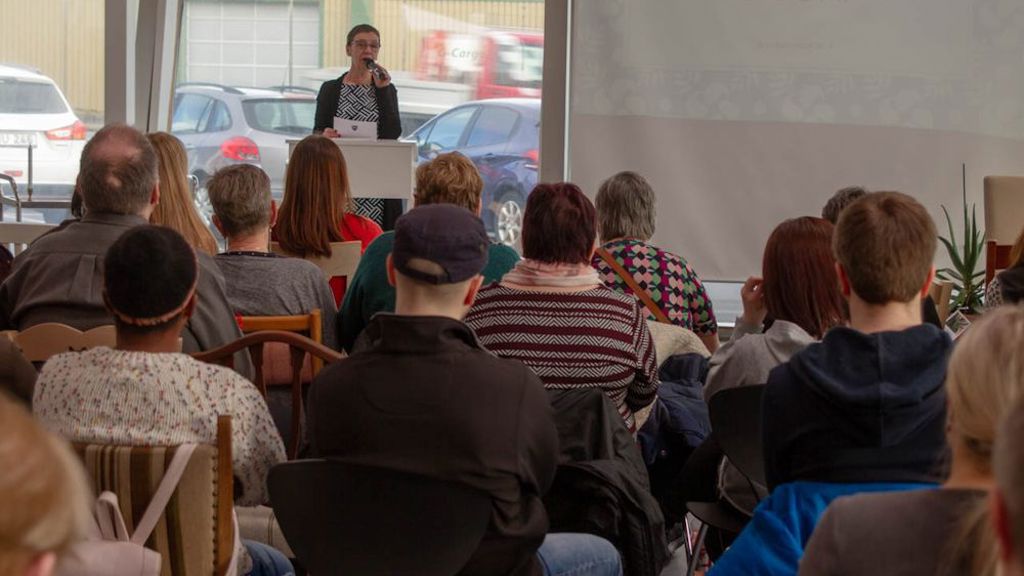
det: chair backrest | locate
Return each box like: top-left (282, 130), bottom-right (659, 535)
top-left (984, 176), bottom-right (1024, 244)
top-left (8, 323), bottom-right (116, 363)
top-left (268, 459), bottom-right (491, 576)
top-left (0, 221), bottom-right (56, 255)
top-left (238, 309), bottom-right (324, 375)
top-left (72, 415), bottom-right (235, 576)
top-left (270, 241), bottom-right (362, 280)
top-left (192, 330), bottom-right (344, 459)
top-left (708, 384), bottom-right (766, 487)
top-left (927, 279), bottom-right (954, 326)
top-left (987, 239), bottom-right (1015, 286)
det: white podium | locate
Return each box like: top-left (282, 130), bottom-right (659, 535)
top-left (287, 139), bottom-right (416, 203)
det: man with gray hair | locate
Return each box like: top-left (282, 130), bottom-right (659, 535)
top-left (0, 124), bottom-right (251, 376)
top-left (994, 397), bottom-right (1024, 576)
top-left (209, 164), bottom-right (337, 349)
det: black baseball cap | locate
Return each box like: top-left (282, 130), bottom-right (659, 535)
top-left (392, 204), bottom-right (489, 284)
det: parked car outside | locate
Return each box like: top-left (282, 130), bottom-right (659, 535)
top-left (404, 98), bottom-right (539, 246)
top-left (0, 65), bottom-right (87, 222)
top-left (171, 84), bottom-right (316, 225)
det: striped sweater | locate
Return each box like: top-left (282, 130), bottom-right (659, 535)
top-left (465, 284), bottom-right (658, 431)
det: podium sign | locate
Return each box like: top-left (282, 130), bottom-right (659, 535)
top-left (287, 139), bottom-right (416, 202)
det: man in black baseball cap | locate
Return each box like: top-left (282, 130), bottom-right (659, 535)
top-left (307, 205), bottom-right (566, 575)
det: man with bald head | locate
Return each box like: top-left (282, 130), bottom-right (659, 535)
top-left (0, 124), bottom-right (250, 375)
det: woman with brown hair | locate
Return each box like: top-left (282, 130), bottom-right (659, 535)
top-left (146, 132), bottom-right (218, 255)
top-left (464, 182), bottom-right (658, 433)
top-left (274, 134), bottom-right (382, 302)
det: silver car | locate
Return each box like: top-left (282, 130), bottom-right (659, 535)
top-left (171, 84), bottom-right (316, 220)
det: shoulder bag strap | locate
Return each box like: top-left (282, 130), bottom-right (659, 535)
top-left (130, 443), bottom-right (199, 545)
top-left (596, 247), bottom-right (672, 324)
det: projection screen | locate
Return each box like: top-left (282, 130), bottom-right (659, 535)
top-left (570, 0), bottom-right (1024, 280)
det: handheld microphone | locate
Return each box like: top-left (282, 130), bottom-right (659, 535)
top-left (363, 58), bottom-right (385, 79)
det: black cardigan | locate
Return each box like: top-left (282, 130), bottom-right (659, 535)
top-left (314, 72), bottom-right (401, 139)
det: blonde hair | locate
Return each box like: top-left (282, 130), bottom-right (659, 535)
top-left (943, 306), bottom-right (1024, 576)
top-left (995, 395), bottom-right (1024, 570)
top-left (147, 132), bottom-right (219, 255)
top-left (414, 152), bottom-right (483, 212)
top-left (0, 396), bottom-right (91, 574)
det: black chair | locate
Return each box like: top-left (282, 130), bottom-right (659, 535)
top-left (683, 385), bottom-right (766, 575)
top-left (268, 459), bottom-right (492, 576)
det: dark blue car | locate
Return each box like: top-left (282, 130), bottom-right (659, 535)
top-left (404, 98), bottom-right (539, 246)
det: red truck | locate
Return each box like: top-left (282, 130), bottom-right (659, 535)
top-left (416, 30), bottom-right (543, 100)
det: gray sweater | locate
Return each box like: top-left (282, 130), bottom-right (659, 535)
top-left (215, 252), bottom-right (338, 350)
top-left (705, 318), bottom-right (815, 401)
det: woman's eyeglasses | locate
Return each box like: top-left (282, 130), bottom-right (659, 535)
top-left (352, 41), bottom-right (381, 50)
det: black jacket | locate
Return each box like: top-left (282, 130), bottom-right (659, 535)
top-left (308, 314), bottom-right (558, 576)
top-left (763, 324), bottom-right (952, 489)
top-left (544, 388), bottom-right (669, 576)
top-left (314, 72), bottom-right (401, 139)
top-left (998, 263), bottom-right (1024, 304)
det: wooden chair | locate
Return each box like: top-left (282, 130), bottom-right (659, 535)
top-left (270, 240), bottom-right (362, 282)
top-left (0, 221), bottom-right (55, 255)
top-left (192, 331), bottom-right (344, 459)
top-left (72, 415), bottom-right (236, 576)
top-left (238, 309), bottom-right (325, 375)
top-left (269, 460), bottom-right (491, 576)
top-left (5, 322), bottom-right (116, 363)
top-left (928, 279), bottom-right (954, 326)
top-left (987, 240), bottom-right (1014, 286)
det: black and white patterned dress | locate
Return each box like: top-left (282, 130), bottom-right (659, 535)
top-left (337, 83), bottom-right (384, 224)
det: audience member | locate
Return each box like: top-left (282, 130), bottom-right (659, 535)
top-left (706, 216), bottom-right (845, 398)
top-left (986, 225), bottom-right (1024, 309)
top-left (0, 395), bottom-right (90, 576)
top-left (993, 396), bottom-right (1024, 576)
top-left (464, 183), bottom-right (657, 432)
top-left (208, 164), bottom-right (338, 349)
top-left (821, 186), bottom-right (867, 224)
top-left (592, 171), bottom-right (719, 352)
top-left (273, 135), bottom-right (381, 302)
top-left (710, 192), bottom-right (951, 576)
top-left (338, 151), bottom-right (519, 351)
top-left (147, 131), bottom-right (219, 255)
top-left (801, 306), bottom-right (1024, 575)
top-left (307, 204), bottom-right (622, 576)
top-left (0, 124), bottom-right (251, 377)
top-left (697, 216), bottom-right (845, 517)
top-left (32, 225), bottom-right (289, 575)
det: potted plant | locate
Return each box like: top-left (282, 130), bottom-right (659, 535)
top-left (937, 167), bottom-right (985, 313)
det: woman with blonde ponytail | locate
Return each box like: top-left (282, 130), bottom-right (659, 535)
top-left (799, 305), bottom-right (1024, 576)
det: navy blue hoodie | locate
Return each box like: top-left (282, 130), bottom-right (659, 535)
top-left (762, 323), bottom-right (952, 489)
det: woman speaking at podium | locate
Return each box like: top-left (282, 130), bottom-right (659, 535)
top-left (314, 24), bottom-right (402, 228)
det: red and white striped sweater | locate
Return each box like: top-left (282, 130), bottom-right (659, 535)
top-left (465, 284), bottom-right (658, 431)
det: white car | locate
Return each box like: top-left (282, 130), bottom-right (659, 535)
top-left (0, 65), bottom-right (86, 217)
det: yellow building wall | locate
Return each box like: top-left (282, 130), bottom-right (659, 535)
top-left (0, 0), bottom-right (105, 121)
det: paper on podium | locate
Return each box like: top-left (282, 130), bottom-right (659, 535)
top-left (333, 118), bottom-right (378, 140)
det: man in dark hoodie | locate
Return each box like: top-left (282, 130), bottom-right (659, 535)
top-left (762, 190), bottom-right (951, 489)
top-left (707, 192), bottom-right (952, 576)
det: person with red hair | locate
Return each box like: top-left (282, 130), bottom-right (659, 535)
top-left (465, 183), bottom-right (658, 433)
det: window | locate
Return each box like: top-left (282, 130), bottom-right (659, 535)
top-left (466, 106), bottom-right (519, 148)
top-left (423, 106), bottom-right (477, 152)
top-left (0, 79), bottom-right (68, 114)
top-left (202, 100), bottom-right (232, 133)
top-left (242, 99), bottom-right (316, 135)
top-left (171, 93), bottom-right (212, 132)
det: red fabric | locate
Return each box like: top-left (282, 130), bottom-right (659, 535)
top-left (330, 213), bottom-right (381, 304)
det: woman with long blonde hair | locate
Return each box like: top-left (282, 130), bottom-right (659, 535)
top-left (146, 132), bottom-right (218, 255)
top-left (800, 306), bottom-right (1024, 576)
top-left (0, 395), bottom-right (90, 576)
top-left (274, 134), bottom-right (381, 258)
